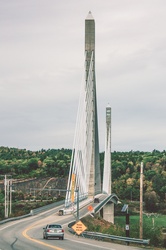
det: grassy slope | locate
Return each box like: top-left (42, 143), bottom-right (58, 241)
top-left (81, 214), bottom-right (166, 249)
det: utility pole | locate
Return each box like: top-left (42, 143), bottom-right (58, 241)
top-left (9, 179), bottom-right (12, 215)
top-left (3, 175), bottom-right (12, 218)
top-left (76, 187), bottom-right (79, 221)
top-left (4, 175), bottom-right (7, 218)
top-left (140, 162), bottom-right (143, 239)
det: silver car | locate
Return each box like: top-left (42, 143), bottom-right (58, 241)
top-left (43, 224), bottom-right (64, 240)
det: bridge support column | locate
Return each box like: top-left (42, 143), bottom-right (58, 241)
top-left (103, 202), bottom-right (114, 224)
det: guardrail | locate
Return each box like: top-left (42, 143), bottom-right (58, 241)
top-left (94, 193), bottom-right (118, 214)
top-left (31, 200), bottom-right (64, 215)
top-left (0, 213), bottom-right (31, 225)
top-left (68, 226), bottom-right (150, 246)
top-left (82, 231), bottom-right (150, 245)
top-left (0, 200), bottom-right (64, 225)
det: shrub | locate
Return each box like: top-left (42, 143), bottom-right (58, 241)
top-left (143, 221), bottom-right (163, 247)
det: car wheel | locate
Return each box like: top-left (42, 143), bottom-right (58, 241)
top-left (61, 236), bottom-right (64, 240)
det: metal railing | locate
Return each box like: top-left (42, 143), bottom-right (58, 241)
top-left (82, 231), bottom-right (150, 245)
top-left (94, 193), bottom-right (118, 214)
top-left (0, 200), bottom-right (64, 225)
top-left (68, 225), bottom-right (150, 245)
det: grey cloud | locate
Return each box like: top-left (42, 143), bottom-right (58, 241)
top-left (0, 0), bottom-right (166, 151)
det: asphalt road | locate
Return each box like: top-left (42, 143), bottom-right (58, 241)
top-left (0, 204), bottom-right (149, 250)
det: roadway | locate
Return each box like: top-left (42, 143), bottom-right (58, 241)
top-left (0, 203), bottom-right (149, 250)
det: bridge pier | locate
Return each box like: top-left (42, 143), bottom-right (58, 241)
top-left (103, 202), bottom-right (114, 224)
top-left (94, 194), bottom-right (118, 224)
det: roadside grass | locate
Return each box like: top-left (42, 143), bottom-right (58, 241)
top-left (115, 214), bottom-right (166, 247)
top-left (115, 214), bottom-right (166, 230)
top-left (82, 214), bottom-right (166, 248)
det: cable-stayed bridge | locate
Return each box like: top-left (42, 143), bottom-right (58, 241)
top-left (65, 12), bottom-right (118, 223)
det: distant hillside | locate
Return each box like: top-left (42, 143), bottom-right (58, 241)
top-left (0, 147), bottom-right (166, 210)
top-left (0, 146), bottom-right (71, 179)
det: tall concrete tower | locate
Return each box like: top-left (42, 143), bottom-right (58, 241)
top-left (85, 11), bottom-right (101, 196)
top-left (85, 11), bottom-right (95, 80)
top-left (103, 105), bottom-right (114, 223)
top-left (103, 105), bottom-right (112, 194)
top-left (65, 12), bottom-right (101, 207)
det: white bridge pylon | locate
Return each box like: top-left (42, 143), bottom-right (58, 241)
top-left (65, 12), bottom-right (112, 208)
top-left (103, 106), bottom-right (112, 195)
top-left (65, 50), bottom-right (101, 207)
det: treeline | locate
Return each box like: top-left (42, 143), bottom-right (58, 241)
top-left (0, 147), bottom-right (71, 178)
top-left (0, 147), bottom-right (166, 211)
top-left (100, 150), bottom-right (166, 212)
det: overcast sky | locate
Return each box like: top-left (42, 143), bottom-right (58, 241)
top-left (0, 0), bottom-right (166, 152)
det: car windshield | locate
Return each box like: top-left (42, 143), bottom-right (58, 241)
top-left (48, 225), bottom-right (61, 229)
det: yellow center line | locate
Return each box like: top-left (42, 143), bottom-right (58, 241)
top-left (22, 223), bottom-right (65, 250)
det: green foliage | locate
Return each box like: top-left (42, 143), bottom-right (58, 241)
top-left (0, 192), bottom-right (4, 202)
top-left (0, 147), bottom-right (166, 206)
top-left (83, 214), bottom-right (165, 247)
top-left (0, 147), bottom-right (71, 179)
top-left (143, 222), bottom-right (163, 247)
top-left (12, 190), bottom-right (24, 202)
top-left (115, 215), bottom-right (165, 247)
top-left (81, 215), bottom-right (125, 236)
top-left (144, 191), bottom-right (159, 212)
top-left (112, 150), bottom-right (166, 205)
top-left (103, 223), bottom-right (125, 236)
